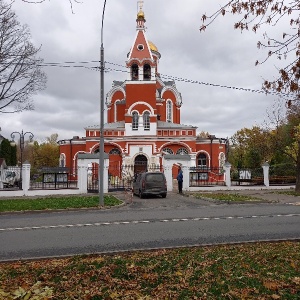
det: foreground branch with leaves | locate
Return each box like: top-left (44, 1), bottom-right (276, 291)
top-left (0, 242), bottom-right (299, 299)
top-left (200, 0), bottom-right (300, 100)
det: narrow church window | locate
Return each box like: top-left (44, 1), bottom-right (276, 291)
top-left (132, 112), bottom-right (139, 130)
top-left (143, 111), bottom-right (150, 130)
top-left (131, 64), bottom-right (139, 81)
top-left (143, 64), bottom-right (151, 80)
top-left (59, 154), bottom-right (66, 167)
top-left (166, 100), bottom-right (172, 122)
top-left (177, 148), bottom-right (188, 155)
top-left (197, 153), bottom-right (207, 167)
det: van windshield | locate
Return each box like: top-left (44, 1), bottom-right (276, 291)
top-left (146, 173), bottom-right (164, 181)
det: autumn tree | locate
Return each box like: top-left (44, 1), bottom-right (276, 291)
top-left (28, 134), bottom-right (59, 174)
top-left (0, 0), bottom-right (46, 113)
top-left (201, 0), bottom-right (300, 190)
top-left (230, 126), bottom-right (273, 168)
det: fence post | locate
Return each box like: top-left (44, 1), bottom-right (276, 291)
top-left (103, 158), bottom-right (109, 193)
top-left (77, 159), bottom-right (88, 193)
top-left (224, 162), bottom-right (232, 187)
top-left (262, 162), bottom-right (270, 187)
top-left (22, 161), bottom-right (31, 195)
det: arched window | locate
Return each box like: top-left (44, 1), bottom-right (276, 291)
top-left (132, 112), bottom-right (139, 130)
top-left (143, 64), bottom-right (151, 80)
top-left (197, 153), bottom-right (207, 167)
top-left (59, 154), bottom-right (66, 167)
top-left (131, 64), bottom-right (139, 81)
top-left (166, 100), bottom-right (172, 122)
top-left (109, 148), bottom-right (121, 155)
top-left (114, 100), bottom-right (119, 122)
top-left (219, 153), bottom-right (225, 169)
top-left (143, 111), bottom-right (150, 130)
top-left (176, 148), bottom-right (188, 155)
top-left (162, 147), bottom-right (173, 154)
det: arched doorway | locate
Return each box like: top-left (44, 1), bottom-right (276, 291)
top-left (134, 154), bottom-right (148, 174)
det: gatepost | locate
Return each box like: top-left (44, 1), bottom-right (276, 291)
top-left (77, 153), bottom-right (109, 193)
top-left (262, 162), bottom-right (270, 187)
top-left (162, 154), bottom-right (191, 192)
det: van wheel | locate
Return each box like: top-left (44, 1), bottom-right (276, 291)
top-left (139, 190), bottom-right (144, 199)
top-left (161, 193), bottom-right (167, 198)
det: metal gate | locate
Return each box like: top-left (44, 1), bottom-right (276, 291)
top-left (189, 166), bottom-right (225, 186)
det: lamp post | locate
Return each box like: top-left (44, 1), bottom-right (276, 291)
top-left (10, 130), bottom-right (34, 189)
top-left (99, 0), bottom-right (107, 206)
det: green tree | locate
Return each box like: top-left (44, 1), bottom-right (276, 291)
top-left (0, 138), bottom-right (16, 165)
top-left (230, 126), bottom-right (273, 168)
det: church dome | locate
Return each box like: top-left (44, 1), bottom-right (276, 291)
top-left (148, 40), bottom-right (158, 52)
top-left (137, 10), bottom-right (145, 19)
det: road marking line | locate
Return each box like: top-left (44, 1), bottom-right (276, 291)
top-left (0, 213), bottom-right (299, 232)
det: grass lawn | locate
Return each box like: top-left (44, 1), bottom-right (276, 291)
top-left (0, 195), bottom-right (122, 212)
top-left (0, 241), bottom-right (299, 299)
top-left (193, 192), bottom-right (262, 203)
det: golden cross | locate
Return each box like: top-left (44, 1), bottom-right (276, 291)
top-left (138, 0), bottom-right (144, 11)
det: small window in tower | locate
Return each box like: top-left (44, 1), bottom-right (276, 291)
top-left (137, 44), bottom-right (144, 51)
top-left (143, 111), bottom-right (150, 130)
top-left (166, 100), bottom-right (172, 122)
top-left (143, 64), bottom-right (151, 80)
top-left (131, 64), bottom-right (139, 81)
top-left (132, 112), bottom-right (139, 130)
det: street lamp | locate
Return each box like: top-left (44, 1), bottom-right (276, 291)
top-left (99, 0), bottom-right (107, 206)
top-left (10, 130), bottom-right (34, 189)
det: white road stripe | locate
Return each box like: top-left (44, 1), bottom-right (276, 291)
top-left (0, 214), bottom-right (299, 232)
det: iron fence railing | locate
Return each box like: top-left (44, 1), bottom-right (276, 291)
top-left (189, 166), bottom-right (225, 186)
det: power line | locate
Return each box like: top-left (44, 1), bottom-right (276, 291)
top-left (37, 60), bottom-right (295, 99)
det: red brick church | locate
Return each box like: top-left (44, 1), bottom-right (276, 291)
top-left (58, 3), bottom-right (227, 183)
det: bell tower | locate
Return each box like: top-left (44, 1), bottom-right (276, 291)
top-left (124, 2), bottom-right (160, 136)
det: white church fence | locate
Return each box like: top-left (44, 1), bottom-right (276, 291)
top-left (0, 159), bottom-right (295, 198)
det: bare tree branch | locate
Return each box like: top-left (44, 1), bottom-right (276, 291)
top-left (0, 0), bottom-right (46, 113)
top-left (20, 0), bottom-right (83, 14)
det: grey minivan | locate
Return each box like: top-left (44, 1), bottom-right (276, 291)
top-left (133, 171), bottom-right (167, 198)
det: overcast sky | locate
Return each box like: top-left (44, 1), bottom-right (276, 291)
top-left (0, 0), bottom-right (290, 143)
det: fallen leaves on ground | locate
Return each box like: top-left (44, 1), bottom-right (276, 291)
top-left (0, 242), bottom-right (299, 299)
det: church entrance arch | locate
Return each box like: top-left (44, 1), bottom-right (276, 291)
top-left (134, 154), bottom-right (148, 174)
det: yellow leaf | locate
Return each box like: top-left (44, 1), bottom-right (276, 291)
top-left (291, 261), bottom-right (297, 269)
top-left (271, 294), bottom-right (280, 299)
top-left (175, 271), bottom-right (183, 276)
top-left (24, 291), bottom-right (32, 300)
top-left (292, 277), bottom-right (300, 285)
top-left (110, 292), bottom-right (119, 299)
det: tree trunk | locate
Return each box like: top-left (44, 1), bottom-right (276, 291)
top-left (295, 140), bottom-right (300, 193)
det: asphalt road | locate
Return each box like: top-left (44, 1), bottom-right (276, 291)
top-left (0, 191), bottom-right (300, 261)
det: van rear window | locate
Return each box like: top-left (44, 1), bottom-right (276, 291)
top-left (146, 173), bottom-right (164, 181)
